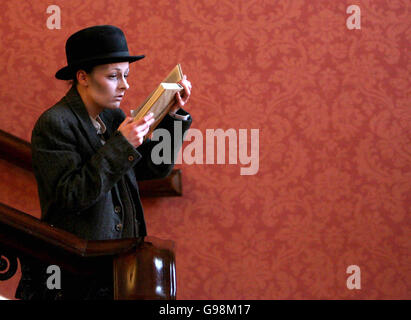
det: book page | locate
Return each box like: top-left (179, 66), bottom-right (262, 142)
top-left (149, 84), bottom-right (182, 120)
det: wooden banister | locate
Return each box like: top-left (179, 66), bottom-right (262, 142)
top-left (0, 203), bottom-right (177, 299)
top-left (0, 129), bottom-right (32, 171)
top-left (0, 203), bottom-right (141, 257)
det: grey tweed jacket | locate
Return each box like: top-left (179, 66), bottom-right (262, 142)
top-left (31, 85), bottom-right (191, 240)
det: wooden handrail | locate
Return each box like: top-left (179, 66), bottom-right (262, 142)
top-left (0, 129), bottom-right (32, 171)
top-left (0, 128), bottom-right (182, 196)
top-left (0, 202), bottom-right (177, 299)
top-left (0, 202), bottom-right (141, 257)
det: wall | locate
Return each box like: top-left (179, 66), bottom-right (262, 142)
top-left (0, 0), bottom-right (409, 299)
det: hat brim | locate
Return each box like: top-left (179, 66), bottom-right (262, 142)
top-left (55, 55), bottom-right (145, 80)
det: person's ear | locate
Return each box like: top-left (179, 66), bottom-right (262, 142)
top-left (76, 70), bottom-right (89, 87)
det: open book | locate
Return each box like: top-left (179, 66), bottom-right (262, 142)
top-left (131, 64), bottom-right (184, 138)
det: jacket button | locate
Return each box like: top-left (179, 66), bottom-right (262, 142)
top-left (115, 223), bottom-right (123, 231)
top-left (114, 206), bottom-right (121, 214)
top-left (128, 155), bottom-right (134, 161)
top-left (55, 292), bottom-right (64, 300)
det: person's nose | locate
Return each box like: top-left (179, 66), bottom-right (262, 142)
top-left (119, 76), bottom-right (129, 90)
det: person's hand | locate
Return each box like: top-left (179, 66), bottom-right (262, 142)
top-left (117, 112), bottom-right (155, 148)
top-left (170, 74), bottom-right (192, 114)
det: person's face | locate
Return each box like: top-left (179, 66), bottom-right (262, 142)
top-left (85, 62), bottom-right (130, 110)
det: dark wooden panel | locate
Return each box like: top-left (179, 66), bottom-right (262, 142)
top-left (138, 169), bottom-right (182, 197)
top-left (114, 237), bottom-right (176, 300)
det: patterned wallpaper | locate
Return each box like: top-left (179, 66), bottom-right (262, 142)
top-left (0, 0), bottom-right (410, 299)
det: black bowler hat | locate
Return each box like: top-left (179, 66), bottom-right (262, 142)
top-left (55, 25), bottom-right (145, 80)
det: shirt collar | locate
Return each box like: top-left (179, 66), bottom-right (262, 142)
top-left (89, 115), bottom-right (107, 135)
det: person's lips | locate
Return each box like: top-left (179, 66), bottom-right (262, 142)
top-left (114, 95), bottom-right (124, 101)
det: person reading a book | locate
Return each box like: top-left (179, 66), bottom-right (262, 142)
top-left (31, 25), bottom-right (192, 241)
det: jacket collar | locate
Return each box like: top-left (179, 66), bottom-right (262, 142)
top-left (64, 85), bottom-right (106, 152)
top-left (63, 86), bottom-right (138, 190)
top-left (89, 115), bottom-right (107, 135)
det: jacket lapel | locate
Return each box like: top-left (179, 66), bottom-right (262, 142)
top-left (100, 110), bottom-right (139, 190)
top-left (98, 109), bottom-right (114, 139)
top-left (64, 86), bottom-right (139, 190)
top-left (64, 86), bottom-right (103, 152)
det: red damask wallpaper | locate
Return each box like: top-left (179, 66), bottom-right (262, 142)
top-left (0, 0), bottom-right (409, 299)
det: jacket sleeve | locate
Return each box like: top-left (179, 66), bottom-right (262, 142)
top-left (31, 111), bottom-right (142, 214)
top-left (132, 108), bottom-right (192, 181)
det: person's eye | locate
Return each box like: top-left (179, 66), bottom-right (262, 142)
top-left (124, 74), bottom-right (129, 78)
top-left (107, 74), bottom-right (117, 79)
